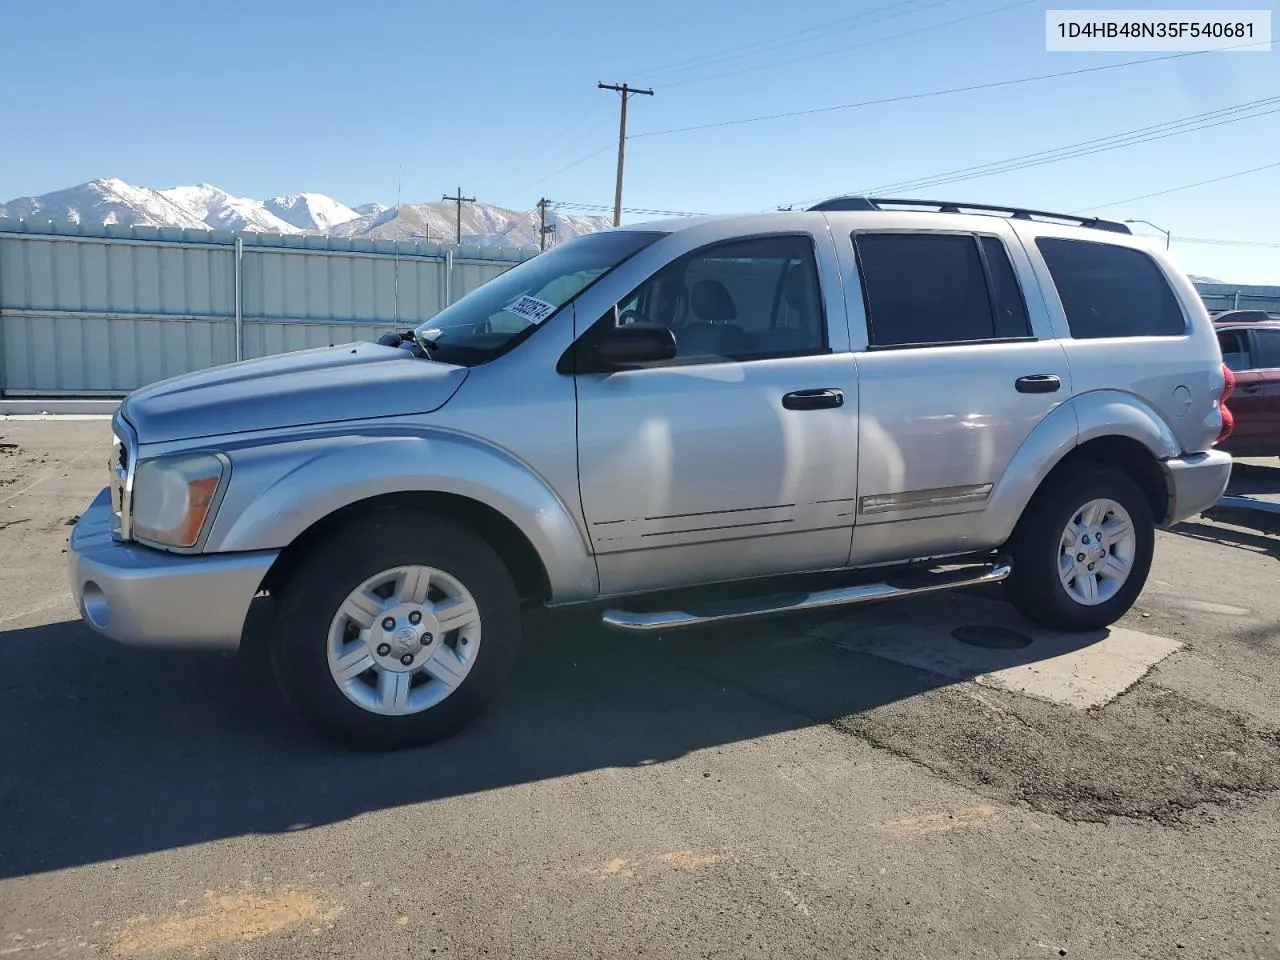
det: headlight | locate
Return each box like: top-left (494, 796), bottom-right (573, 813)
top-left (131, 452), bottom-right (227, 548)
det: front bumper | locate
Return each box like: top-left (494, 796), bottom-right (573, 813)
top-left (68, 488), bottom-right (278, 650)
top-left (1162, 449), bottom-right (1233, 526)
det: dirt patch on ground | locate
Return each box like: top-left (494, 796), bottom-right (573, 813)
top-left (112, 889), bottom-right (338, 954)
top-left (836, 682), bottom-right (1280, 825)
top-left (873, 803), bottom-right (1002, 836)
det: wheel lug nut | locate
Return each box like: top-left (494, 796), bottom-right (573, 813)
top-left (1081, 535), bottom-right (1090, 544)
top-left (381, 617), bottom-right (396, 631)
top-left (376, 643), bottom-right (391, 656)
top-left (400, 653), bottom-right (414, 666)
top-left (422, 632), bottom-right (433, 643)
top-left (460, 637), bottom-right (468, 647)
top-left (1088, 563), bottom-right (1095, 571)
top-left (408, 610), bottom-right (422, 625)
top-left (1077, 553), bottom-right (1086, 562)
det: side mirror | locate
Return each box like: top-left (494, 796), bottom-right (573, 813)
top-left (594, 322), bottom-right (677, 369)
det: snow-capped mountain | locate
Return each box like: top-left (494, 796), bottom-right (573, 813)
top-left (159, 183), bottom-right (302, 233)
top-left (329, 202), bottom-right (610, 248)
top-left (0, 178), bottom-right (211, 230)
top-left (0, 179), bottom-right (610, 246)
top-left (0, 179), bottom-right (359, 234)
top-left (265, 193), bottom-right (359, 232)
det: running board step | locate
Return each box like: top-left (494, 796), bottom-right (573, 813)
top-left (600, 561), bottom-right (1012, 633)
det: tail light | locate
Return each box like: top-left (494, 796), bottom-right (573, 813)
top-left (1217, 363), bottom-right (1236, 443)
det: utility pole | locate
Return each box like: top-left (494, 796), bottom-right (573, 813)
top-left (536, 197), bottom-right (556, 252)
top-left (442, 186), bottom-right (475, 245)
top-left (598, 82), bottom-right (653, 227)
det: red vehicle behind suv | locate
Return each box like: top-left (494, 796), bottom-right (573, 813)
top-left (1215, 312), bottom-right (1280, 458)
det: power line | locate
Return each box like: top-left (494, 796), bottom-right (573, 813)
top-left (496, 90), bottom-right (601, 189)
top-left (493, 121), bottom-right (617, 206)
top-left (1172, 236), bottom-right (1280, 249)
top-left (485, 204), bottom-right (540, 246)
top-left (632, 43), bottom-right (1260, 143)
top-left (624, 0), bottom-right (929, 78)
top-left (495, 143), bottom-right (616, 205)
top-left (534, 203), bottom-right (1280, 250)
top-left (660, 0), bottom-right (1038, 90)
top-left (846, 96), bottom-right (1280, 197)
top-left (630, 0), bottom-right (962, 82)
top-left (500, 38), bottom-right (1257, 212)
top-left (1077, 160), bottom-right (1280, 211)
top-left (553, 201), bottom-right (708, 217)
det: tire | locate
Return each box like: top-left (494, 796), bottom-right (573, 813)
top-left (1004, 464), bottom-right (1154, 632)
top-left (270, 511), bottom-right (520, 751)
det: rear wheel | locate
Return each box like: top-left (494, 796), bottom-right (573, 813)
top-left (270, 512), bottom-right (520, 750)
top-left (1004, 465), bottom-right (1154, 631)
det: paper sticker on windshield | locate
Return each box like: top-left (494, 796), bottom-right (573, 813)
top-left (503, 294), bottom-right (557, 324)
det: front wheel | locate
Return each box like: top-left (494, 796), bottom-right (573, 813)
top-left (1004, 465), bottom-right (1154, 631)
top-left (270, 512), bottom-right (520, 751)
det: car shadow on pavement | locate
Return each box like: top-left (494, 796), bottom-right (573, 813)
top-left (1226, 460), bottom-right (1280, 493)
top-left (1173, 519), bottom-right (1279, 559)
top-left (0, 592), bottom-right (1097, 880)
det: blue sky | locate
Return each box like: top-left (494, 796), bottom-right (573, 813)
top-left (2, 0), bottom-right (1277, 281)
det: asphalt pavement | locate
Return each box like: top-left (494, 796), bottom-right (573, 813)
top-left (1, 419), bottom-right (1277, 960)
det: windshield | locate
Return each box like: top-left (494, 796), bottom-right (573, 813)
top-left (413, 230), bottom-right (663, 364)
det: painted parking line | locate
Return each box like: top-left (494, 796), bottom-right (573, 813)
top-left (826, 594), bottom-right (1181, 709)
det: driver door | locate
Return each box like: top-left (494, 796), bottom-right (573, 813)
top-left (572, 232), bottom-right (861, 596)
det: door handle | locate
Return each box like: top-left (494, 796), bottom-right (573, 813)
top-left (782, 388), bottom-right (844, 410)
top-left (1239, 384), bottom-right (1262, 394)
top-left (1015, 375), bottom-right (1061, 394)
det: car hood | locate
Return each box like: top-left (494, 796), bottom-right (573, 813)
top-left (121, 342), bottom-right (469, 443)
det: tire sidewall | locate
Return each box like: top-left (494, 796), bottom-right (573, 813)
top-left (271, 512), bottom-right (520, 751)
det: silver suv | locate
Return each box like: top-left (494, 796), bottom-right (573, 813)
top-left (69, 198), bottom-right (1234, 750)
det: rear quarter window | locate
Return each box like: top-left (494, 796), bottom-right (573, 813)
top-left (1036, 237), bottom-right (1186, 339)
top-left (1254, 328), bottom-right (1280, 369)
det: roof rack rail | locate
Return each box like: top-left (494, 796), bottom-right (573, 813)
top-left (805, 196), bottom-right (1132, 234)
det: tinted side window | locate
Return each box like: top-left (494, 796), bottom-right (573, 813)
top-left (614, 236), bottom-right (826, 361)
top-left (1254, 328), bottom-right (1280, 369)
top-left (1036, 238), bottom-right (1185, 339)
top-left (1217, 330), bottom-right (1253, 371)
top-left (980, 236), bottom-right (1032, 339)
top-left (855, 233), bottom-right (997, 347)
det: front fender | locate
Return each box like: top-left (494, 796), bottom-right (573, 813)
top-left (978, 389), bottom-right (1181, 544)
top-left (203, 428), bottom-right (599, 603)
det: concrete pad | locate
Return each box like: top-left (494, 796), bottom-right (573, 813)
top-left (826, 594), bottom-right (1182, 709)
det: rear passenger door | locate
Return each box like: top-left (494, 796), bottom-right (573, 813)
top-left (842, 227), bottom-right (1071, 565)
top-left (1032, 236), bottom-right (1208, 455)
top-left (1216, 327), bottom-right (1268, 453)
top-left (1249, 327), bottom-right (1280, 447)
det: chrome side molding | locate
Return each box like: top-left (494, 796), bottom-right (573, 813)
top-left (600, 561), bottom-right (1012, 632)
top-left (859, 483), bottom-right (993, 516)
